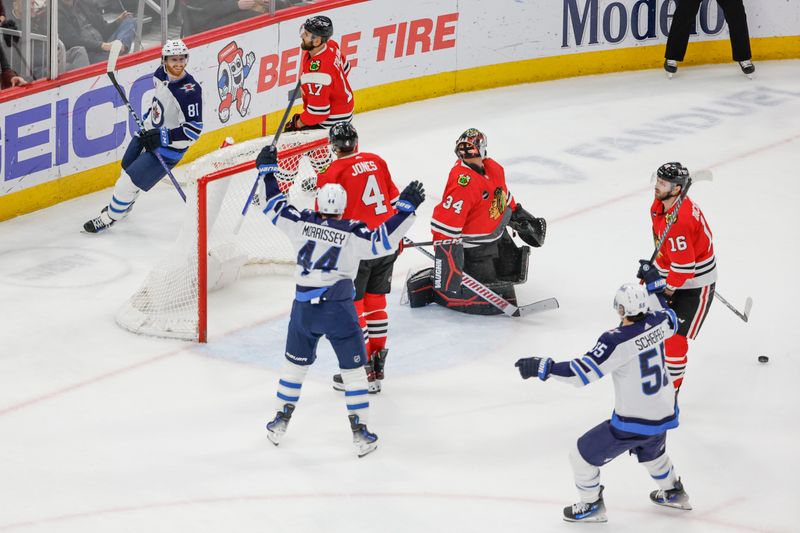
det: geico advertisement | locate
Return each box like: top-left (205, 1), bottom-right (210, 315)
top-left (0, 0), bottom-right (460, 196)
top-left (0, 0), bottom-right (794, 197)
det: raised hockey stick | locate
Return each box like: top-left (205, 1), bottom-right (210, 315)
top-left (404, 238), bottom-right (559, 317)
top-left (714, 292), bottom-right (753, 323)
top-left (649, 169), bottom-right (713, 263)
top-left (106, 40), bottom-right (186, 202)
top-left (234, 77), bottom-right (304, 234)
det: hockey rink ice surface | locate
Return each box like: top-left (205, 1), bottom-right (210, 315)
top-left (1, 60), bottom-right (798, 533)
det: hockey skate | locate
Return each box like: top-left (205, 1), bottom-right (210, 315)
top-left (664, 59), bottom-right (678, 79)
top-left (82, 206), bottom-right (116, 234)
top-left (739, 60), bottom-right (755, 79)
top-left (266, 403), bottom-right (295, 446)
top-left (650, 478), bottom-right (692, 510)
top-left (349, 414), bottom-right (378, 457)
top-left (332, 360), bottom-right (380, 394)
top-left (372, 349), bottom-right (388, 391)
top-left (563, 486), bottom-right (607, 523)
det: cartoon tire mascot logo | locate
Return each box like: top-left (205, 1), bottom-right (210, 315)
top-left (217, 41), bottom-right (256, 123)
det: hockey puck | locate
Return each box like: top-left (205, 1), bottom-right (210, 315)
top-left (758, 355), bottom-right (769, 363)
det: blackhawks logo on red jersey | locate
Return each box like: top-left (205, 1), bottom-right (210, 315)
top-left (457, 174), bottom-right (471, 187)
top-left (489, 187), bottom-right (507, 220)
top-left (310, 59), bottom-right (321, 71)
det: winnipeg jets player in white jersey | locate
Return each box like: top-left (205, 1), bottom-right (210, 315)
top-left (515, 283), bottom-right (692, 522)
top-left (83, 39), bottom-right (203, 233)
top-left (255, 143), bottom-right (424, 457)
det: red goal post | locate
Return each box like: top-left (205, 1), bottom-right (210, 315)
top-left (196, 136), bottom-right (329, 342)
top-left (115, 130), bottom-right (332, 343)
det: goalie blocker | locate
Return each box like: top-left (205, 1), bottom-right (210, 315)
top-left (407, 229), bottom-right (532, 315)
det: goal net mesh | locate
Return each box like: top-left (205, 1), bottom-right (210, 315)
top-left (115, 130), bottom-right (331, 341)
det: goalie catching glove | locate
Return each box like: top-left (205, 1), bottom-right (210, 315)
top-left (509, 204), bottom-right (546, 248)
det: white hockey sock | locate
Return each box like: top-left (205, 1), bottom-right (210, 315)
top-left (107, 170), bottom-right (140, 221)
top-left (569, 443), bottom-right (602, 503)
top-left (274, 360), bottom-right (309, 411)
top-left (340, 366), bottom-right (370, 424)
top-left (642, 453), bottom-right (678, 490)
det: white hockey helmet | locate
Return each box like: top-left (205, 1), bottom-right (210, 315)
top-left (613, 283), bottom-right (649, 317)
top-left (317, 183), bottom-right (347, 216)
top-left (162, 39), bottom-right (189, 60)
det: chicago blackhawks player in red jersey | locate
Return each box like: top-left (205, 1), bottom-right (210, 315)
top-left (285, 16), bottom-right (353, 132)
top-left (637, 162), bottom-right (716, 391)
top-left (407, 128), bottom-right (547, 315)
top-left (317, 123), bottom-right (400, 393)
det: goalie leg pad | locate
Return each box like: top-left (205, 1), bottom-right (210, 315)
top-left (406, 267), bottom-right (435, 308)
top-left (432, 283), bottom-right (516, 316)
top-left (433, 242), bottom-right (464, 292)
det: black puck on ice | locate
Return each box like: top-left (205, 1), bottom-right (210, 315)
top-left (758, 355), bottom-right (769, 363)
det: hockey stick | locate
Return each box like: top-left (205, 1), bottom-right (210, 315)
top-left (234, 77), bottom-right (304, 234)
top-left (106, 40), bottom-right (186, 202)
top-left (714, 292), bottom-right (753, 323)
top-left (404, 238), bottom-right (559, 317)
top-left (649, 169), bottom-right (713, 263)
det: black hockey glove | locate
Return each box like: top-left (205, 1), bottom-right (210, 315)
top-left (510, 204), bottom-right (546, 247)
top-left (139, 127), bottom-right (167, 152)
top-left (256, 144), bottom-right (279, 174)
top-left (283, 113), bottom-right (302, 133)
top-left (515, 357), bottom-right (553, 381)
top-left (396, 180), bottom-right (425, 213)
top-left (636, 259), bottom-right (666, 294)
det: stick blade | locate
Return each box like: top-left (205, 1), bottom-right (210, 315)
top-left (743, 296), bottom-right (753, 322)
top-left (690, 169), bottom-right (713, 182)
top-left (107, 40), bottom-right (124, 73)
top-left (514, 297), bottom-right (559, 317)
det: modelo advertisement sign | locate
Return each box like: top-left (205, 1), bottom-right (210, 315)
top-left (0, 0), bottom-right (795, 202)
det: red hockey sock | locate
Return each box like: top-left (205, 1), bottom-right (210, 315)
top-left (665, 334), bottom-right (689, 390)
top-left (363, 293), bottom-right (388, 355)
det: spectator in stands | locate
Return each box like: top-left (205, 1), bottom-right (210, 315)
top-left (58, 0), bottom-right (136, 65)
top-left (0, 1), bottom-right (6, 25)
top-left (181, 0), bottom-right (304, 36)
top-left (1, 44), bottom-right (26, 89)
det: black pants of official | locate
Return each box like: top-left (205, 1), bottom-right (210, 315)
top-left (665, 0), bottom-right (752, 62)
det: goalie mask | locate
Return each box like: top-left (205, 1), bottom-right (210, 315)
top-left (613, 283), bottom-right (649, 317)
top-left (317, 183), bottom-right (347, 216)
top-left (454, 128), bottom-right (487, 160)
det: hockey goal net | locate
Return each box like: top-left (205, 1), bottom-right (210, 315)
top-left (115, 130), bottom-right (332, 342)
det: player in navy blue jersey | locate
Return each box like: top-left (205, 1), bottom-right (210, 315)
top-left (83, 39), bottom-right (203, 233)
top-left (255, 144), bottom-right (425, 457)
top-left (515, 283), bottom-right (692, 522)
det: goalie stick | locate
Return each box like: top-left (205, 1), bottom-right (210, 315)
top-left (234, 77), bottom-right (304, 234)
top-left (106, 40), bottom-right (186, 202)
top-left (404, 238), bottom-right (558, 317)
top-left (403, 208), bottom-right (513, 248)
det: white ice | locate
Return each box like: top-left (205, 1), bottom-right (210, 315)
top-left (1, 61), bottom-right (798, 533)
